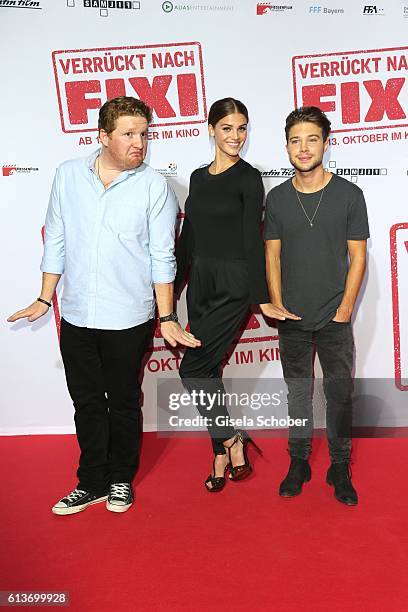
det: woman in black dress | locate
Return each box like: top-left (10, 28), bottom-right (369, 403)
top-left (175, 98), bottom-right (297, 492)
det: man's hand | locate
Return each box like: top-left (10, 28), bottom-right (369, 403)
top-left (160, 321), bottom-right (201, 348)
top-left (260, 303), bottom-right (302, 321)
top-left (332, 306), bottom-right (352, 323)
top-left (7, 300), bottom-right (50, 323)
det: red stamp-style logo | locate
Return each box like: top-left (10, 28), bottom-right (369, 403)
top-left (52, 42), bottom-right (207, 133)
top-left (293, 46), bottom-right (408, 133)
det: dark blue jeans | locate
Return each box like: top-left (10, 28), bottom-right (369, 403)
top-left (278, 319), bottom-right (354, 463)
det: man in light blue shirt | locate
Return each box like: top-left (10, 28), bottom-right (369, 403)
top-left (8, 96), bottom-right (200, 515)
top-left (41, 141), bottom-right (177, 330)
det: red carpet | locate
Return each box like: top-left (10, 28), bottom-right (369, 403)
top-left (1, 434), bottom-right (407, 611)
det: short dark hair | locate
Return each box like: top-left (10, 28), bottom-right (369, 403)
top-left (98, 96), bottom-right (152, 134)
top-left (208, 97), bottom-right (249, 127)
top-left (285, 106), bottom-right (331, 142)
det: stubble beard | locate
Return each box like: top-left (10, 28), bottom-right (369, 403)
top-left (101, 145), bottom-right (145, 171)
top-left (291, 157), bottom-right (324, 174)
top-left (127, 148), bottom-right (146, 170)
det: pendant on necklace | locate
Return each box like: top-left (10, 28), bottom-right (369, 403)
top-left (310, 222), bottom-right (313, 227)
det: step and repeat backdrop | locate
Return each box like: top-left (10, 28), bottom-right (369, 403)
top-left (1, 0), bottom-right (407, 434)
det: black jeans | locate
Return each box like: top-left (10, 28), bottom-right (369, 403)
top-left (60, 317), bottom-right (153, 494)
top-left (278, 319), bottom-right (354, 463)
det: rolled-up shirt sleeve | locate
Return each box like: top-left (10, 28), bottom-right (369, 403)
top-left (40, 167), bottom-right (65, 274)
top-left (148, 178), bottom-right (178, 284)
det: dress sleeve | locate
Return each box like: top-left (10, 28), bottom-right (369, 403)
top-left (174, 173), bottom-right (195, 295)
top-left (242, 168), bottom-right (270, 304)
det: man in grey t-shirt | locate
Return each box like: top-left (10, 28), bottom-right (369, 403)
top-left (264, 106), bottom-right (369, 506)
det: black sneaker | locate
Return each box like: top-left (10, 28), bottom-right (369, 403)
top-left (279, 457), bottom-right (312, 497)
top-left (52, 488), bottom-right (108, 515)
top-left (106, 483), bottom-right (134, 513)
top-left (326, 463), bottom-right (358, 506)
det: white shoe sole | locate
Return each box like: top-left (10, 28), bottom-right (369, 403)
top-left (52, 495), bottom-right (108, 516)
top-left (106, 500), bottom-right (133, 513)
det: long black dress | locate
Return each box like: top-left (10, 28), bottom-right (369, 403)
top-left (175, 158), bottom-right (269, 453)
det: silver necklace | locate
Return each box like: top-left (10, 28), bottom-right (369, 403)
top-left (294, 177), bottom-right (326, 228)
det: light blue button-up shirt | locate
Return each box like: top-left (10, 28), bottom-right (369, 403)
top-left (41, 149), bottom-right (177, 330)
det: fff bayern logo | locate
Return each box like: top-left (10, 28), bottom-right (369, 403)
top-left (52, 42), bottom-right (207, 133)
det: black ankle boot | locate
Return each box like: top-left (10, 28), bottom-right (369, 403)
top-left (326, 463), bottom-right (358, 506)
top-left (279, 457), bottom-right (311, 497)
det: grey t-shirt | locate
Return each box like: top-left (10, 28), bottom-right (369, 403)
top-left (264, 173), bottom-right (370, 330)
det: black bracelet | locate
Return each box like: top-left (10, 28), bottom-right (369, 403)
top-left (37, 297), bottom-right (52, 308)
top-left (159, 312), bottom-right (178, 323)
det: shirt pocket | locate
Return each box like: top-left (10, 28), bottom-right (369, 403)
top-left (117, 230), bottom-right (147, 255)
top-left (104, 197), bottom-right (148, 235)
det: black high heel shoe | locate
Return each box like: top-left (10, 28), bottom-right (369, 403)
top-left (204, 453), bottom-right (230, 492)
top-left (225, 430), bottom-right (262, 482)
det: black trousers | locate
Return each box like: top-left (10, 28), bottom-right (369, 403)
top-left (278, 319), bottom-right (354, 463)
top-left (60, 317), bottom-right (153, 494)
top-left (179, 256), bottom-right (250, 454)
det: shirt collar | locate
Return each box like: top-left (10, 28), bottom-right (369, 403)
top-left (86, 148), bottom-right (146, 176)
top-left (87, 148), bottom-right (101, 171)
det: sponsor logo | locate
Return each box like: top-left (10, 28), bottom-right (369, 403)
top-left (256, 3), bottom-right (292, 14)
top-left (67, 0), bottom-right (140, 17)
top-left (0, 0), bottom-right (42, 8)
top-left (162, 1), bottom-right (234, 12)
top-left (261, 163), bottom-right (388, 182)
top-left (2, 165), bottom-right (16, 176)
top-left (308, 5), bottom-right (344, 14)
top-left (327, 160), bottom-right (387, 183)
top-left (261, 168), bottom-right (294, 178)
top-left (362, 5), bottom-right (384, 14)
top-left (293, 46), bottom-right (408, 133)
top-left (66, 0), bottom-right (140, 17)
top-left (2, 164), bottom-right (39, 176)
top-left (156, 161), bottom-right (178, 176)
top-left (52, 42), bottom-right (207, 133)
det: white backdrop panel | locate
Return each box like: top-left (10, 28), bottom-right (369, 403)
top-left (1, 0), bottom-right (407, 434)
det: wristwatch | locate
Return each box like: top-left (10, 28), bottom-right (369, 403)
top-left (159, 312), bottom-right (178, 323)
